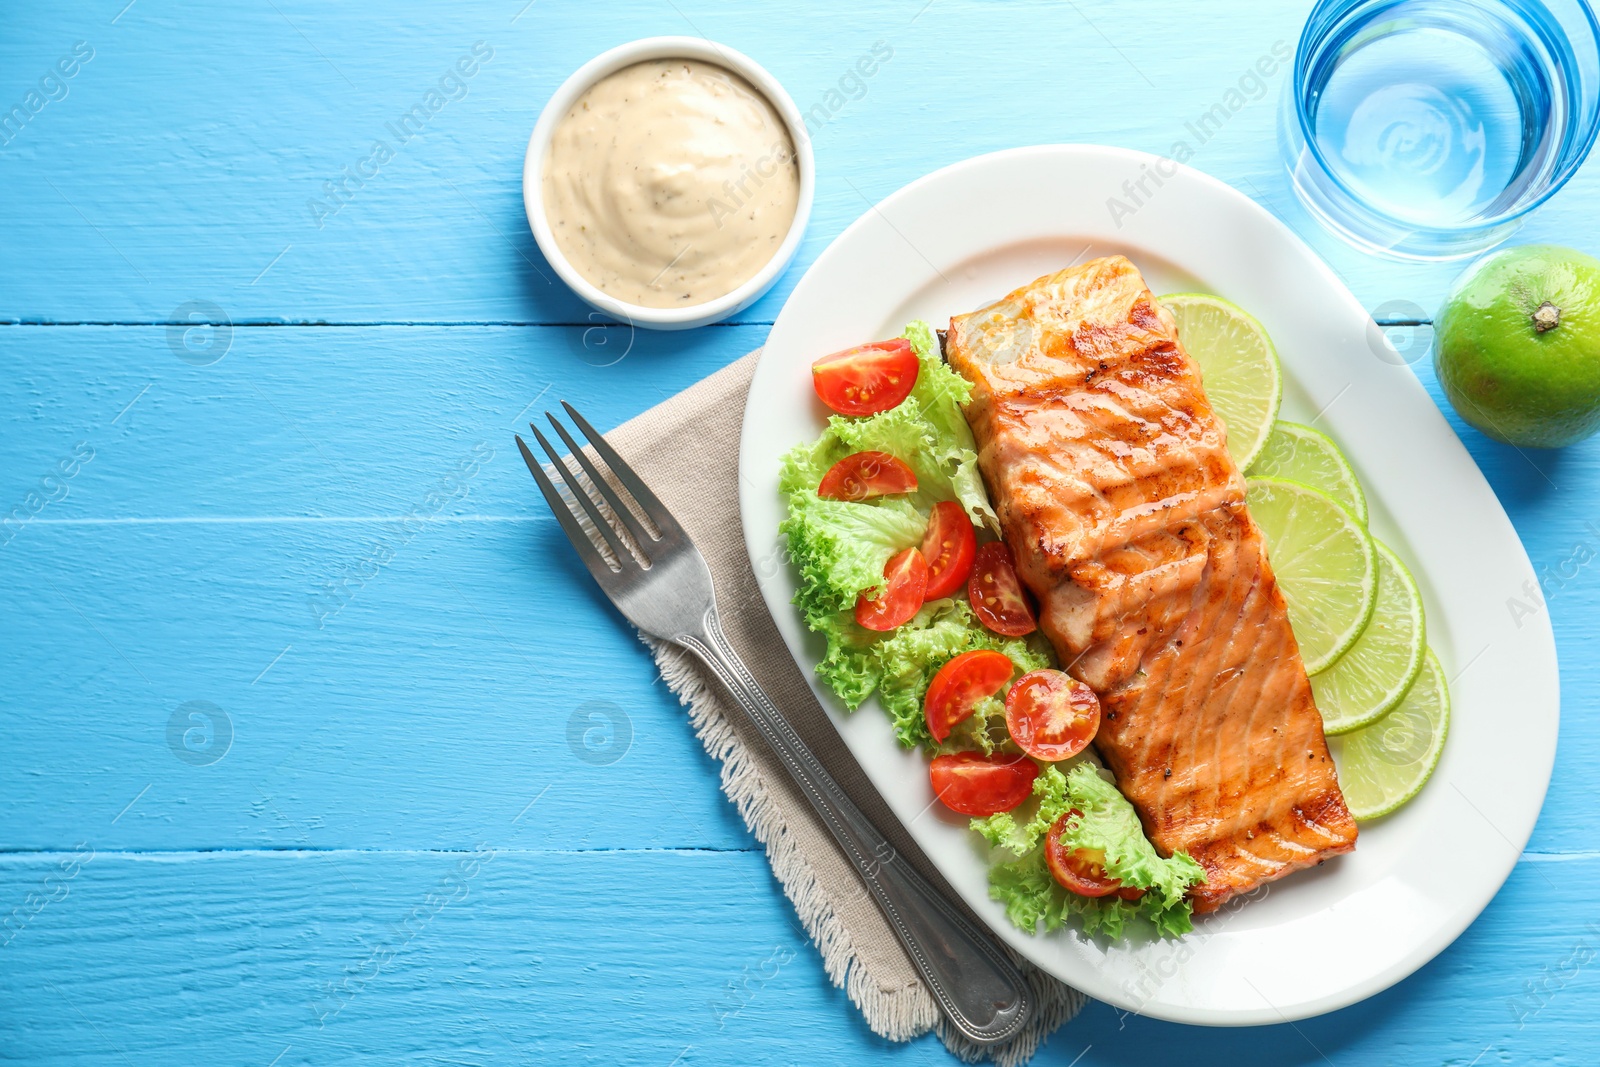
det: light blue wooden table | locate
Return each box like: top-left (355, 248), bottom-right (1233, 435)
top-left (3, 2), bottom-right (1599, 1063)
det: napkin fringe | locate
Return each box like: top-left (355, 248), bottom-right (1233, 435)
top-left (642, 636), bottom-right (1087, 1062)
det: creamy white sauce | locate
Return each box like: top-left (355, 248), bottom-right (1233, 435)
top-left (542, 58), bottom-right (800, 309)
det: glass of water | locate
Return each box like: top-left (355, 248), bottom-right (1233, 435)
top-left (1281, 0), bottom-right (1600, 259)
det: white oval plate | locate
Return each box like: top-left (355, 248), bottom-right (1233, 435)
top-left (737, 145), bottom-right (1559, 1025)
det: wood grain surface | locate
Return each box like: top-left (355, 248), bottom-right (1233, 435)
top-left (3, 0), bottom-right (1599, 1063)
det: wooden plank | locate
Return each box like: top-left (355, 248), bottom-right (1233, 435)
top-left (1, 848), bottom-right (1597, 1065)
top-left (0, 324), bottom-right (761, 519)
top-left (3, 0), bottom-right (1592, 326)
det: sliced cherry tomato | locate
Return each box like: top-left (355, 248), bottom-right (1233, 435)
top-left (1044, 811), bottom-right (1124, 898)
top-left (817, 451), bottom-right (918, 502)
top-left (920, 501), bottom-right (977, 601)
top-left (854, 547), bottom-right (928, 632)
top-left (923, 649), bottom-right (1015, 743)
top-left (929, 751), bottom-right (1039, 816)
top-left (968, 541), bottom-right (1037, 636)
top-left (812, 339), bottom-right (919, 417)
top-left (1004, 669), bottom-right (1101, 762)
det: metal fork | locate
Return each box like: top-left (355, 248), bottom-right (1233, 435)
top-left (516, 403), bottom-right (1032, 1046)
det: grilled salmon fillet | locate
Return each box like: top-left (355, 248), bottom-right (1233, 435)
top-left (946, 256), bottom-right (1356, 912)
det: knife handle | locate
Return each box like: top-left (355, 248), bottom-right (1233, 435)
top-left (677, 607), bottom-right (1032, 1046)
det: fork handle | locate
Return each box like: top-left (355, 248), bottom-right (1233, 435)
top-left (677, 608), bottom-right (1033, 1046)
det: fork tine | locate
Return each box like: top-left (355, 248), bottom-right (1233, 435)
top-left (515, 435), bottom-right (622, 584)
top-left (527, 422), bottom-right (637, 566)
top-left (544, 410), bottom-right (656, 550)
top-left (561, 401), bottom-right (683, 541)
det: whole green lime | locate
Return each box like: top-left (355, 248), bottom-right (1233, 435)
top-left (1434, 244), bottom-right (1600, 448)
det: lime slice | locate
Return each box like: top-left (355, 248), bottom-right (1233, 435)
top-left (1311, 542), bottom-right (1426, 733)
top-left (1330, 649), bottom-right (1450, 820)
top-left (1161, 293), bottom-right (1283, 471)
top-left (1247, 421), bottom-right (1369, 525)
top-left (1245, 477), bottom-right (1378, 674)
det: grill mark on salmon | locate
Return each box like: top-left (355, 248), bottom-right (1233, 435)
top-left (946, 256), bottom-right (1356, 913)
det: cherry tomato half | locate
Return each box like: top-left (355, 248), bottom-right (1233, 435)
top-left (812, 339), bottom-right (919, 417)
top-left (968, 541), bottom-right (1037, 637)
top-left (920, 500), bottom-right (978, 601)
top-left (817, 451), bottom-right (918, 502)
top-left (929, 751), bottom-right (1039, 816)
top-left (1005, 669), bottom-right (1101, 762)
top-left (854, 547), bottom-right (928, 632)
top-left (1044, 811), bottom-right (1125, 898)
top-left (923, 649), bottom-right (1015, 743)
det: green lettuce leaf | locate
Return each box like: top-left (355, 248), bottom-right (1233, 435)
top-left (988, 850), bottom-right (1199, 940)
top-left (970, 761), bottom-right (1075, 857)
top-left (1055, 763), bottom-right (1205, 914)
top-left (898, 321), bottom-right (996, 532)
top-left (987, 848), bottom-right (1064, 933)
top-left (809, 612), bottom-right (880, 711)
top-left (777, 491), bottom-right (926, 629)
top-left (980, 762), bottom-right (1206, 938)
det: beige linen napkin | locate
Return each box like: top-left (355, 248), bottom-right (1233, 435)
top-left (606, 352), bottom-right (1084, 1063)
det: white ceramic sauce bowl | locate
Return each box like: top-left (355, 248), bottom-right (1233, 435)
top-left (523, 37), bottom-right (815, 330)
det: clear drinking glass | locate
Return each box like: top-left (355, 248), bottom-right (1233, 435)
top-left (1280, 0), bottom-right (1600, 259)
